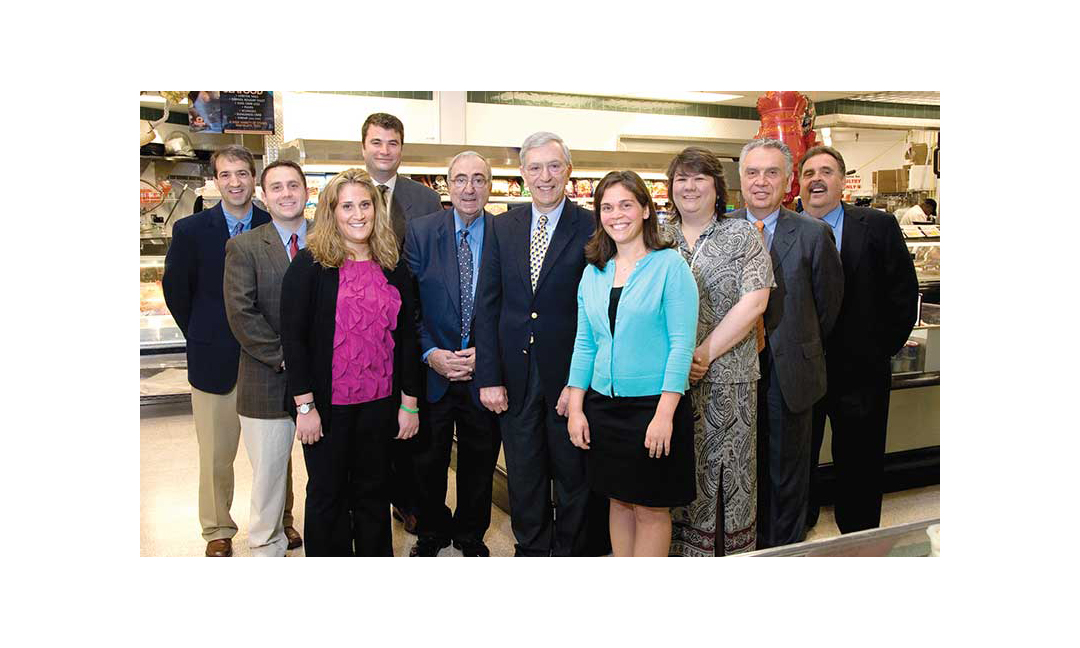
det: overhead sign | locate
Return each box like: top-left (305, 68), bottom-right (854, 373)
top-left (188, 91), bottom-right (275, 134)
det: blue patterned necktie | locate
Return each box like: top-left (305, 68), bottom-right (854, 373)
top-left (458, 230), bottom-right (474, 344)
top-left (231, 221), bottom-right (244, 237)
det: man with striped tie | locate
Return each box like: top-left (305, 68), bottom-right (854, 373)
top-left (164, 145), bottom-right (272, 556)
top-left (224, 160), bottom-right (312, 556)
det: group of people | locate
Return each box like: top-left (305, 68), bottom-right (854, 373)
top-left (161, 111), bottom-right (920, 558)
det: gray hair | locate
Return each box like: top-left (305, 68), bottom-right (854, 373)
top-left (519, 131), bottom-right (572, 166)
top-left (739, 138), bottom-right (793, 178)
top-left (448, 150), bottom-right (492, 179)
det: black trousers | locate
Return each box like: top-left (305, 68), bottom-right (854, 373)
top-left (414, 381), bottom-right (502, 543)
top-left (808, 357), bottom-right (892, 534)
top-left (500, 360), bottom-right (609, 556)
top-left (301, 397), bottom-right (395, 557)
top-left (756, 349), bottom-right (813, 549)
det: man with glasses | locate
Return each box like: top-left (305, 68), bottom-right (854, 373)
top-left (404, 151), bottom-right (502, 557)
top-left (474, 132), bottom-right (609, 556)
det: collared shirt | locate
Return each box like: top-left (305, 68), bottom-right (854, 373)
top-left (373, 173), bottom-right (398, 209)
top-left (271, 219), bottom-right (308, 254)
top-left (745, 209), bottom-right (779, 251)
top-left (808, 203), bottom-right (845, 253)
top-left (530, 196), bottom-right (566, 241)
top-left (222, 203), bottom-right (254, 237)
top-left (454, 209), bottom-right (485, 349)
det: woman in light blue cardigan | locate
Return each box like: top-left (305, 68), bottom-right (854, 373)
top-left (566, 170), bottom-right (699, 557)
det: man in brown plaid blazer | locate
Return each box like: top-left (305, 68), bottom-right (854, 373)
top-left (223, 160), bottom-right (311, 556)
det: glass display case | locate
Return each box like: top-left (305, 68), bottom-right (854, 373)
top-left (140, 254), bottom-right (184, 350)
top-left (907, 240), bottom-right (940, 286)
top-left (743, 518), bottom-right (939, 557)
top-left (141, 243), bottom-right (190, 404)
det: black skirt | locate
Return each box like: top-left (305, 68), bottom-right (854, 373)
top-left (583, 388), bottom-right (696, 508)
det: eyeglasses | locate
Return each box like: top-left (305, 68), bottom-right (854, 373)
top-left (523, 161), bottom-right (567, 177)
top-left (451, 176), bottom-right (490, 189)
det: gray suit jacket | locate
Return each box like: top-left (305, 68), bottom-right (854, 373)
top-left (223, 220), bottom-right (310, 418)
top-left (731, 207), bottom-right (844, 413)
top-left (388, 175), bottom-right (443, 245)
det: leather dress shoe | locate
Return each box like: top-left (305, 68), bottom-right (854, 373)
top-left (392, 507), bottom-right (418, 535)
top-left (453, 539), bottom-right (490, 557)
top-left (409, 536), bottom-right (450, 557)
top-left (284, 526), bottom-right (303, 550)
top-left (205, 539), bottom-right (233, 557)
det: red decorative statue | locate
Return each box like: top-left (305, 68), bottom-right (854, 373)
top-left (755, 92), bottom-right (820, 207)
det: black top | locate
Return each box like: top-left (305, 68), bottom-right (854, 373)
top-left (609, 287), bottom-right (623, 337)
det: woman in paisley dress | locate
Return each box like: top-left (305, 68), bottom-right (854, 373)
top-left (666, 148), bottom-right (775, 557)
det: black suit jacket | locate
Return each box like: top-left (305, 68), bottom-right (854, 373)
top-left (403, 208), bottom-right (495, 406)
top-left (825, 203), bottom-right (919, 371)
top-left (162, 202), bottom-right (271, 394)
top-left (279, 249), bottom-right (421, 419)
top-left (388, 175), bottom-right (443, 245)
top-left (731, 207), bottom-right (845, 413)
top-left (473, 199), bottom-right (595, 415)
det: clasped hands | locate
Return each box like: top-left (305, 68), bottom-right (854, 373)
top-left (428, 348), bottom-right (475, 382)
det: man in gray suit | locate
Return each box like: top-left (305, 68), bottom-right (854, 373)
top-left (361, 112), bottom-right (443, 534)
top-left (223, 160), bottom-right (310, 556)
top-left (730, 138), bottom-right (844, 549)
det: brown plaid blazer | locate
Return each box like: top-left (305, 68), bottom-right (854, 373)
top-left (224, 220), bottom-right (309, 418)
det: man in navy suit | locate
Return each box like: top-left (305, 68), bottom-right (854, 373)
top-left (404, 151), bottom-right (502, 557)
top-left (163, 145), bottom-right (299, 556)
top-left (361, 112), bottom-right (443, 534)
top-left (473, 132), bottom-right (609, 556)
top-left (799, 146), bottom-right (919, 534)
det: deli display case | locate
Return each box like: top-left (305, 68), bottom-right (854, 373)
top-left (141, 239), bottom-right (191, 404)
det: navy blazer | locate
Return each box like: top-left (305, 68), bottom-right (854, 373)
top-left (473, 199), bottom-right (596, 415)
top-left (404, 208), bottom-right (495, 406)
top-left (162, 202), bottom-right (271, 394)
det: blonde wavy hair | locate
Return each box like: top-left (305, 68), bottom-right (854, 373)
top-left (307, 168), bottom-right (399, 270)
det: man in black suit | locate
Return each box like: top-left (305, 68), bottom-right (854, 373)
top-left (360, 112), bottom-right (442, 535)
top-left (731, 138), bottom-right (845, 549)
top-left (404, 151), bottom-right (502, 557)
top-left (799, 146), bottom-right (919, 534)
top-left (474, 132), bottom-right (609, 557)
top-left (163, 145), bottom-right (299, 556)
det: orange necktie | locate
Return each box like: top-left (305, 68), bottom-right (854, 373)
top-left (753, 219), bottom-right (766, 353)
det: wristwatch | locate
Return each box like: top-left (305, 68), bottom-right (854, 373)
top-left (297, 401), bottom-right (315, 415)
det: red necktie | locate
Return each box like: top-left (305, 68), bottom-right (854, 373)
top-left (753, 220), bottom-right (766, 353)
top-left (288, 233), bottom-right (299, 260)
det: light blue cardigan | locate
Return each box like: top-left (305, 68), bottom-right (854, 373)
top-left (568, 247), bottom-right (698, 397)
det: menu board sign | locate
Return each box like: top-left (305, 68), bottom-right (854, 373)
top-left (188, 91), bottom-right (275, 134)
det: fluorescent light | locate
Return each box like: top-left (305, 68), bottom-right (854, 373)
top-left (822, 127), bottom-right (832, 146)
top-left (619, 92), bottom-right (742, 104)
top-left (140, 93), bottom-right (166, 104)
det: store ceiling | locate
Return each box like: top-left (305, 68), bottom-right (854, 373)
top-left (630, 91), bottom-right (940, 108)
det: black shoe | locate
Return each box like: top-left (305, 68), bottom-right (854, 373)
top-left (453, 539), bottom-right (490, 557)
top-left (392, 507), bottom-right (418, 535)
top-left (409, 536), bottom-right (450, 557)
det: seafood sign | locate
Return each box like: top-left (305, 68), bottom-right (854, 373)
top-left (754, 91), bottom-right (820, 207)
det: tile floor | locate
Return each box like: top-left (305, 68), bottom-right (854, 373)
top-left (141, 401), bottom-right (939, 557)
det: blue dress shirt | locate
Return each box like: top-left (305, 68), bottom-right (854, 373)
top-left (804, 203), bottom-right (844, 253)
top-left (222, 204), bottom-right (254, 237)
top-left (271, 219), bottom-right (308, 253)
top-left (530, 197), bottom-right (566, 240)
top-left (454, 209), bottom-right (485, 349)
top-left (745, 209), bottom-right (780, 251)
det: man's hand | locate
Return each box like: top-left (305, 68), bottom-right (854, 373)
top-left (480, 386), bottom-right (508, 414)
top-left (428, 349), bottom-right (471, 381)
top-left (555, 386), bottom-right (571, 417)
top-left (454, 348), bottom-right (476, 376)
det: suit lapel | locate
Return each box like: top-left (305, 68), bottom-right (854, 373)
top-left (513, 207), bottom-right (533, 293)
top-left (439, 210), bottom-right (462, 321)
top-left (839, 203), bottom-right (865, 276)
top-left (534, 200), bottom-right (578, 293)
top-left (260, 221), bottom-right (291, 276)
top-left (770, 208), bottom-right (798, 270)
top-left (209, 203), bottom-right (230, 243)
top-left (470, 211), bottom-right (495, 330)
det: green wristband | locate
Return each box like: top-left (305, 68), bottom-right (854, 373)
top-left (399, 404), bottom-right (419, 414)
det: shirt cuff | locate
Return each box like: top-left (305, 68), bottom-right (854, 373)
top-left (422, 347), bottom-right (436, 363)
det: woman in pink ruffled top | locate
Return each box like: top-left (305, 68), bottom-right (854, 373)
top-left (281, 168), bottom-right (420, 556)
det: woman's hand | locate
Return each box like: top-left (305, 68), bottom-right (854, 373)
top-left (644, 413), bottom-right (673, 458)
top-left (689, 344), bottom-right (711, 384)
top-left (568, 411), bottom-right (591, 450)
top-left (396, 408), bottom-right (419, 440)
top-left (296, 408), bottom-right (323, 445)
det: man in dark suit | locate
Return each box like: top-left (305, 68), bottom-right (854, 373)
top-left (163, 145), bottom-right (297, 557)
top-left (360, 112), bottom-right (443, 534)
top-left (404, 151), bottom-right (502, 557)
top-left (473, 132), bottom-right (609, 557)
top-left (799, 146), bottom-right (919, 534)
top-left (223, 160), bottom-right (310, 557)
top-left (732, 138), bottom-right (845, 549)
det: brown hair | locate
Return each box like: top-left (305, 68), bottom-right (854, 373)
top-left (799, 144), bottom-right (847, 176)
top-left (259, 159), bottom-right (307, 191)
top-left (361, 112), bottom-right (404, 143)
top-left (665, 147), bottom-right (728, 221)
top-left (307, 168), bottom-right (399, 271)
top-left (585, 170), bottom-right (674, 270)
top-left (210, 144), bottom-right (256, 177)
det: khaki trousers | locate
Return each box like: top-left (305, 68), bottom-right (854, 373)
top-left (191, 386), bottom-right (296, 541)
top-left (239, 415), bottom-right (296, 557)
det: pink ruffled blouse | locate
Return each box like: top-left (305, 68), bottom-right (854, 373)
top-left (330, 258), bottom-right (402, 405)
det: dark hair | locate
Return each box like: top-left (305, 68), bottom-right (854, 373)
top-left (361, 112), bottom-right (404, 143)
top-left (585, 170), bottom-right (675, 270)
top-left (666, 147), bottom-right (728, 220)
top-left (260, 159), bottom-right (307, 191)
top-left (799, 144), bottom-right (847, 176)
top-left (210, 144), bottom-right (256, 177)
top-left (921, 198), bottom-right (937, 215)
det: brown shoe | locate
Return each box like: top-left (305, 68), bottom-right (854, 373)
top-left (205, 539), bottom-right (233, 557)
top-left (392, 507), bottom-right (418, 535)
top-left (284, 526), bottom-right (303, 550)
